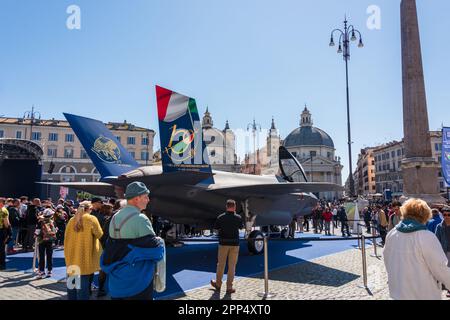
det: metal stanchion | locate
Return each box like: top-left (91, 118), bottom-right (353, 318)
top-left (358, 234), bottom-right (372, 295)
top-left (32, 237), bottom-right (39, 273)
top-left (361, 234), bottom-right (367, 287)
top-left (357, 224), bottom-right (361, 249)
top-left (258, 237), bottom-right (276, 298)
top-left (370, 223), bottom-right (381, 258)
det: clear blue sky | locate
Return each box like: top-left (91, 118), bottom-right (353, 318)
top-left (1, 0), bottom-right (449, 181)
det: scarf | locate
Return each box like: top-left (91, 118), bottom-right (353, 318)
top-left (396, 219), bottom-right (427, 233)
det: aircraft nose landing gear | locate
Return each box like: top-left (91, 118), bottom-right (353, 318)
top-left (242, 199), bottom-right (264, 255)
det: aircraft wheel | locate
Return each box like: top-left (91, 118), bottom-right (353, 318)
top-left (248, 230), bottom-right (264, 255)
top-left (280, 228), bottom-right (289, 239)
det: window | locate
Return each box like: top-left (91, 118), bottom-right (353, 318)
top-left (397, 149), bottom-right (401, 157)
top-left (387, 163), bottom-right (390, 170)
top-left (49, 133), bottom-right (58, 141)
top-left (391, 151), bottom-right (395, 158)
top-left (327, 152), bottom-right (331, 159)
top-left (386, 153), bottom-right (390, 159)
top-left (47, 148), bottom-right (57, 157)
top-left (64, 148), bottom-right (74, 158)
top-left (141, 151), bottom-right (149, 161)
top-left (398, 161), bottom-right (402, 168)
top-left (141, 136), bottom-right (149, 145)
top-left (382, 154), bottom-right (385, 160)
top-left (129, 151), bottom-right (135, 159)
top-left (80, 149), bottom-right (88, 159)
top-left (310, 151), bottom-right (317, 157)
top-left (65, 134), bottom-right (74, 142)
top-left (16, 131), bottom-right (22, 139)
top-left (383, 164), bottom-right (386, 170)
top-left (116, 136), bottom-right (121, 143)
top-left (32, 132), bottom-right (41, 141)
top-left (210, 150), bottom-right (216, 157)
top-left (127, 136), bottom-right (136, 145)
top-left (0, 130), bottom-right (3, 138)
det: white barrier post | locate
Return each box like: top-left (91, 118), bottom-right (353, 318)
top-left (258, 237), bottom-right (276, 298)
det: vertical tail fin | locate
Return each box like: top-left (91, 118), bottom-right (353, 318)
top-left (156, 85), bottom-right (213, 183)
top-left (63, 113), bottom-right (140, 178)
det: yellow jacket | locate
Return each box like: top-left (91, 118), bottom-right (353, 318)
top-left (64, 214), bottom-right (103, 275)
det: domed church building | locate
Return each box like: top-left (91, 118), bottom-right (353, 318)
top-left (283, 106), bottom-right (343, 200)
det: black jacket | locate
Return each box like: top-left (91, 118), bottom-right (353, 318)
top-left (25, 205), bottom-right (41, 226)
top-left (214, 211), bottom-right (243, 246)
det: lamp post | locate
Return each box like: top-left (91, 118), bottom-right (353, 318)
top-left (247, 119), bottom-right (261, 174)
top-left (329, 16), bottom-right (364, 198)
top-left (23, 105), bottom-right (41, 140)
top-left (310, 151), bottom-right (314, 182)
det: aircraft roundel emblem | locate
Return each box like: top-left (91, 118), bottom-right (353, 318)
top-left (92, 135), bottom-right (121, 163)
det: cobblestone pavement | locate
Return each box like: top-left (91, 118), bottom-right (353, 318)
top-left (1, 247), bottom-right (448, 300)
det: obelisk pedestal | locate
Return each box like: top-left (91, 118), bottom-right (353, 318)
top-left (400, 0), bottom-right (445, 206)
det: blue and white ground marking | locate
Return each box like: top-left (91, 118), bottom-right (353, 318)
top-left (4, 234), bottom-right (369, 299)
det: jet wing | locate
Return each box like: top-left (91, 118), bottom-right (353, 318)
top-left (208, 182), bottom-right (344, 199)
top-left (36, 182), bottom-right (117, 197)
top-left (103, 171), bottom-right (213, 188)
top-left (37, 171), bottom-right (213, 197)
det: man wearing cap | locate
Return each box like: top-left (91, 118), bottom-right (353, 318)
top-left (108, 182), bottom-right (155, 239)
top-left (101, 181), bottom-right (164, 300)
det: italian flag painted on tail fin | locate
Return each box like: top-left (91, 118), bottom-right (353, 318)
top-left (156, 85), bottom-right (199, 123)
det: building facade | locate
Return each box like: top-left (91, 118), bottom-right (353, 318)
top-left (0, 116), bottom-right (155, 183)
top-left (201, 108), bottom-right (240, 172)
top-left (282, 107), bottom-right (343, 200)
top-left (372, 131), bottom-right (445, 196)
top-left (355, 147), bottom-right (376, 196)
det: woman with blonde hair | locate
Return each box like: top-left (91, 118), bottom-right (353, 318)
top-left (64, 201), bottom-right (103, 300)
top-left (383, 198), bottom-right (450, 300)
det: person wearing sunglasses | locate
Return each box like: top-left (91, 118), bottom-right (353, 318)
top-left (435, 206), bottom-right (450, 298)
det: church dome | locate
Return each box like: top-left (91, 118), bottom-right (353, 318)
top-left (283, 126), bottom-right (334, 148)
top-left (283, 106), bottom-right (334, 148)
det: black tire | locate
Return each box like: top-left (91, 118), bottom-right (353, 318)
top-left (247, 230), bottom-right (264, 255)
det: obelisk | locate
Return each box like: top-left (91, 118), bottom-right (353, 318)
top-left (400, 0), bottom-right (444, 205)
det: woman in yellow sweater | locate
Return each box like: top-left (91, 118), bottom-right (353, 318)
top-left (64, 201), bottom-right (103, 300)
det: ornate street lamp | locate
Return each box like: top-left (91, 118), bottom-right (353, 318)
top-left (247, 119), bottom-right (262, 174)
top-left (329, 16), bottom-right (364, 198)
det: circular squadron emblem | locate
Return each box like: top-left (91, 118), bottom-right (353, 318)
top-left (91, 135), bottom-right (121, 163)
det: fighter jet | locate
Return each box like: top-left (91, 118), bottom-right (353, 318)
top-left (42, 86), bottom-right (343, 254)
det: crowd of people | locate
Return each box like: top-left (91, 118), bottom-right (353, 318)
top-left (1, 191), bottom-right (450, 300)
top-left (0, 182), bottom-right (165, 300)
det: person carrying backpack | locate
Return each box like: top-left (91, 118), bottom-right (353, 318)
top-left (35, 208), bottom-right (57, 279)
top-left (7, 199), bottom-right (21, 254)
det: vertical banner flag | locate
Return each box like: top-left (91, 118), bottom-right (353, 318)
top-left (442, 127), bottom-right (450, 185)
top-left (156, 85), bottom-right (213, 184)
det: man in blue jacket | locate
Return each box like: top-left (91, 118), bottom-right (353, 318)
top-left (100, 181), bottom-right (164, 300)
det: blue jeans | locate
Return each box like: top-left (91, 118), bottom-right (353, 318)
top-left (7, 227), bottom-right (18, 250)
top-left (67, 274), bottom-right (92, 300)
